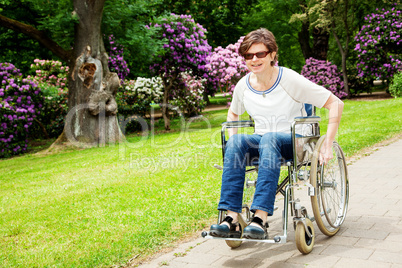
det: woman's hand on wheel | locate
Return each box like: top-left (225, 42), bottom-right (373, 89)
top-left (319, 142), bottom-right (333, 165)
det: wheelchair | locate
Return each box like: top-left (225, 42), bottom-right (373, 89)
top-left (201, 105), bottom-right (349, 254)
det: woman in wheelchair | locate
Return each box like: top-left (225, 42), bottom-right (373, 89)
top-left (209, 28), bottom-right (344, 240)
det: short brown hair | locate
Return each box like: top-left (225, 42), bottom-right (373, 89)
top-left (239, 28), bottom-right (278, 66)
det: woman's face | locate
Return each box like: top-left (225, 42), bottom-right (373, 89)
top-left (244, 43), bottom-right (276, 74)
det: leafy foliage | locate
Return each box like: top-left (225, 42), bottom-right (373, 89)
top-left (0, 1), bottom-right (61, 74)
top-left (157, 0), bottom-right (257, 48)
top-left (29, 0), bottom-right (76, 49)
top-left (0, 62), bottom-right (43, 158)
top-left (301, 57), bottom-right (347, 99)
top-left (389, 71), bottom-right (402, 98)
top-left (354, 6), bottom-right (402, 82)
top-left (243, 0), bottom-right (305, 71)
top-left (102, 0), bottom-right (164, 78)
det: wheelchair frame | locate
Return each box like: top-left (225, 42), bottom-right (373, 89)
top-left (202, 114), bottom-right (349, 254)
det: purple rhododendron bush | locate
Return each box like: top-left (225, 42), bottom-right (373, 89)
top-left (302, 58), bottom-right (347, 99)
top-left (354, 6), bottom-right (402, 82)
top-left (0, 63), bottom-right (43, 158)
top-left (108, 35), bottom-right (130, 83)
top-left (148, 14), bottom-right (211, 127)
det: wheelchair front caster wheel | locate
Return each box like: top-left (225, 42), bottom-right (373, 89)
top-left (225, 226), bottom-right (243, 249)
top-left (201, 231), bottom-right (208, 238)
top-left (225, 215), bottom-right (247, 249)
top-left (225, 239), bottom-right (242, 248)
top-left (295, 218), bottom-right (315, 254)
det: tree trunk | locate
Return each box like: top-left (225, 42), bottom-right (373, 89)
top-left (161, 85), bottom-right (171, 131)
top-left (203, 90), bottom-right (210, 105)
top-left (298, 21), bottom-right (314, 60)
top-left (63, 0), bottom-right (122, 147)
top-left (332, 21), bottom-right (350, 97)
top-left (160, 73), bottom-right (178, 131)
top-left (312, 27), bottom-right (329, 60)
top-left (295, 0), bottom-right (329, 61)
top-left (297, 24), bottom-right (330, 61)
top-left (341, 55), bottom-right (350, 96)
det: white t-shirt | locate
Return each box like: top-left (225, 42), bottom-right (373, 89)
top-left (230, 66), bottom-right (331, 135)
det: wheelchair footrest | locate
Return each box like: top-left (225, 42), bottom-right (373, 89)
top-left (201, 231), bottom-right (286, 244)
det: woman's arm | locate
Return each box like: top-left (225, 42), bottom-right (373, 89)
top-left (320, 93), bottom-right (344, 164)
top-left (227, 108), bottom-right (239, 138)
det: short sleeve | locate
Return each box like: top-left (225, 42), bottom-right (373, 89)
top-left (279, 67), bottom-right (331, 108)
top-left (229, 76), bottom-right (247, 115)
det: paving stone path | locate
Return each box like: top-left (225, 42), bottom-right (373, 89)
top-left (139, 138), bottom-right (402, 268)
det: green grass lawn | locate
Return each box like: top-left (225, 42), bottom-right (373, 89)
top-left (0, 97), bottom-right (401, 267)
top-left (207, 93), bottom-right (229, 106)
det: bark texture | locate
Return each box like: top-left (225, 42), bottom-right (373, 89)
top-left (312, 27), bottom-right (330, 60)
top-left (63, 0), bottom-right (122, 147)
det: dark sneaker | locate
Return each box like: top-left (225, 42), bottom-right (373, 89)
top-left (210, 216), bottom-right (241, 238)
top-left (242, 216), bottom-right (269, 240)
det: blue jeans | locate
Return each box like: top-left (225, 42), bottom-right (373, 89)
top-left (218, 132), bottom-right (294, 216)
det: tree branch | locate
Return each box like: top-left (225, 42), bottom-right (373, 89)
top-left (331, 21), bottom-right (343, 54)
top-left (0, 14), bottom-right (72, 63)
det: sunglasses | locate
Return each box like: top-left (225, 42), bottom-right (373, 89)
top-left (243, 51), bottom-right (270, 60)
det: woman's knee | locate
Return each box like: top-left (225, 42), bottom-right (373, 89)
top-left (226, 134), bottom-right (256, 149)
top-left (260, 132), bottom-right (291, 148)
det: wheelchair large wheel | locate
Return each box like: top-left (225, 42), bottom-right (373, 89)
top-left (295, 218), bottom-right (315, 254)
top-left (310, 135), bottom-right (349, 236)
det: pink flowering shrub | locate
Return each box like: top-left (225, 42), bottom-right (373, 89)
top-left (354, 7), bottom-right (402, 82)
top-left (301, 58), bottom-right (347, 99)
top-left (171, 71), bottom-right (206, 116)
top-left (29, 59), bottom-right (69, 90)
top-left (28, 59), bottom-right (69, 138)
top-left (205, 36), bottom-right (249, 104)
top-left (0, 63), bottom-right (43, 158)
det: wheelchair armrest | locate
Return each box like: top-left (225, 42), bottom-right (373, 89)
top-left (221, 120), bottom-right (254, 128)
top-left (291, 116), bottom-right (321, 168)
top-left (291, 116), bottom-right (321, 138)
top-left (293, 116), bottom-right (321, 124)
